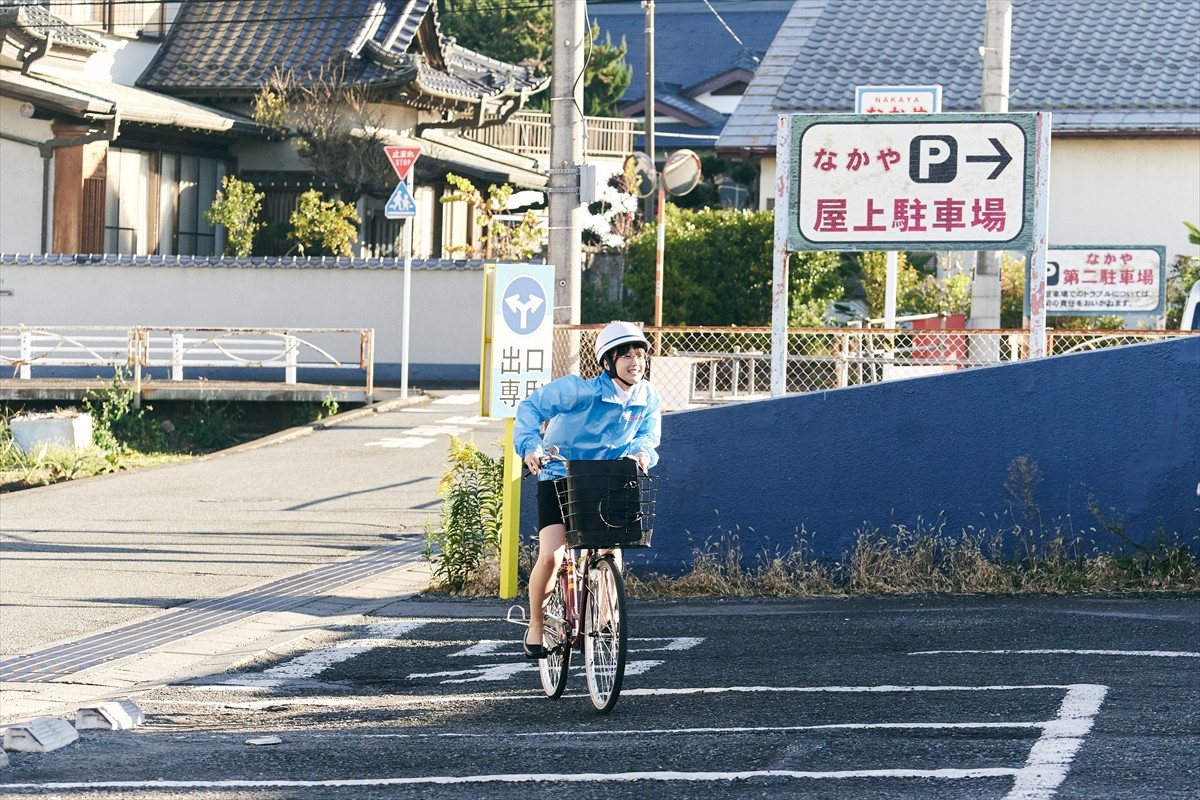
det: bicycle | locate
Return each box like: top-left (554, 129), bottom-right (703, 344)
top-left (510, 450), bottom-right (655, 714)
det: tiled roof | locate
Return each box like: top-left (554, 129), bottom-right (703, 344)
top-left (138, 0), bottom-right (545, 103)
top-left (0, 70), bottom-right (261, 134)
top-left (0, 253), bottom-right (498, 271)
top-left (139, 0), bottom-right (420, 92)
top-left (720, 0), bottom-right (1200, 153)
top-left (0, 0), bottom-right (104, 52)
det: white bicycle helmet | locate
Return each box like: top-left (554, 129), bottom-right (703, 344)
top-left (593, 321), bottom-right (650, 365)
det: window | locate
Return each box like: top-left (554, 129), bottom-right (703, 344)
top-left (104, 148), bottom-right (149, 254)
top-left (104, 147), bottom-right (226, 256)
top-left (57, 1), bottom-right (167, 39)
top-left (167, 154), bottom-right (224, 256)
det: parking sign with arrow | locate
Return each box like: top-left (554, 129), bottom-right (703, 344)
top-left (787, 113), bottom-right (1037, 251)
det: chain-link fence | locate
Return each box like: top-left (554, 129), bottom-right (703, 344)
top-left (553, 325), bottom-right (1197, 410)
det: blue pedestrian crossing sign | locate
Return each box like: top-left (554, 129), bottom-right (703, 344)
top-left (385, 181), bottom-right (417, 219)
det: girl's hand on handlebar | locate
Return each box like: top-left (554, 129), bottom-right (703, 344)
top-left (631, 452), bottom-right (650, 475)
top-left (524, 452), bottom-right (543, 476)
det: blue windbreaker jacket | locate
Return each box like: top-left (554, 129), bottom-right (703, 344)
top-left (513, 372), bottom-right (662, 481)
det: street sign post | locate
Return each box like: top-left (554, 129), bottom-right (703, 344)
top-left (853, 88), bottom-right (942, 330)
top-left (479, 262), bottom-right (555, 599)
top-left (787, 113), bottom-right (1038, 252)
top-left (383, 144), bottom-right (420, 395)
top-left (773, 111), bottom-right (1052, 391)
top-left (1040, 245), bottom-right (1165, 318)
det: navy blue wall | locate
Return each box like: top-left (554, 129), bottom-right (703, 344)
top-left (524, 337), bottom-right (1198, 573)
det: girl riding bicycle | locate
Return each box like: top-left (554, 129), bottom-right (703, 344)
top-left (514, 321), bottom-right (662, 659)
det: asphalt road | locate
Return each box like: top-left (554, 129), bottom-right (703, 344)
top-left (1, 595), bottom-right (1196, 799)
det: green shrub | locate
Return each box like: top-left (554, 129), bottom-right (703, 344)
top-left (179, 400), bottom-right (243, 453)
top-left (423, 436), bottom-right (504, 592)
top-left (290, 189), bottom-right (360, 257)
top-left (205, 175), bottom-right (265, 257)
top-left (82, 368), bottom-right (164, 454)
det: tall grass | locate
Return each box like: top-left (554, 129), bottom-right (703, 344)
top-left (623, 519), bottom-right (1198, 598)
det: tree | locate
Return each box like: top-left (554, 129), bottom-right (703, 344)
top-left (440, 0), bottom-right (552, 75)
top-left (253, 64), bottom-right (395, 202)
top-left (1165, 222), bottom-right (1200, 329)
top-left (582, 23), bottom-right (632, 118)
top-left (858, 252), bottom-right (971, 319)
top-left (439, 2), bottom-right (633, 117)
top-left (622, 207), bottom-right (841, 326)
top-left (439, 174), bottom-right (547, 260)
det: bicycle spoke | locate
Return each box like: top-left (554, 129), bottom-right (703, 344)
top-left (584, 556), bottom-right (627, 713)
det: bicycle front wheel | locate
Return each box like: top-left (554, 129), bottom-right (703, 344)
top-left (538, 570), bottom-right (571, 699)
top-left (583, 555), bottom-right (627, 713)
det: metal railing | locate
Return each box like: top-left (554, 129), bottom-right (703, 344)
top-left (463, 111), bottom-right (638, 158)
top-left (553, 325), bottom-right (1197, 408)
top-left (0, 326), bottom-right (375, 400)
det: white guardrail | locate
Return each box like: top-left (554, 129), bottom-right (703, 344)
top-left (0, 326), bottom-right (376, 399)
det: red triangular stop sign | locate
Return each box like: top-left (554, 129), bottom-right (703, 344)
top-left (384, 145), bottom-right (421, 180)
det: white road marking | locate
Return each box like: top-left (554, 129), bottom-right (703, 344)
top-left (448, 637), bottom-right (702, 658)
top-left (407, 662), bottom-right (532, 683)
top-left (1007, 684), bottom-right (1108, 800)
top-left (619, 684), bottom-right (1093, 696)
top-left (361, 720), bottom-right (1048, 739)
top-left (408, 660), bottom-right (663, 683)
top-left (435, 414), bottom-right (493, 426)
top-left (407, 425), bottom-right (470, 437)
top-left (364, 436), bottom-right (436, 448)
top-left (218, 621), bottom-right (428, 688)
top-left (432, 393), bottom-right (480, 405)
top-left (8, 683), bottom-right (1102, 797)
top-left (151, 698), bottom-right (361, 710)
top-left (911, 648), bottom-right (1199, 658)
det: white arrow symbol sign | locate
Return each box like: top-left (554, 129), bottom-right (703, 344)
top-left (504, 292), bottom-right (544, 329)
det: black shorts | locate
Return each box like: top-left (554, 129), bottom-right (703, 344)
top-left (536, 478), bottom-right (568, 530)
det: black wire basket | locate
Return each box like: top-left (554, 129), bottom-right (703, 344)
top-left (557, 459), bottom-right (656, 549)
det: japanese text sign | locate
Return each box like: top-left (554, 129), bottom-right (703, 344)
top-left (787, 113), bottom-right (1037, 252)
top-left (1044, 246), bottom-right (1165, 315)
top-left (855, 85), bottom-right (942, 114)
top-left (481, 263), bottom-right (554, 418)
top-left (384, 145), bottom-right (421, 180)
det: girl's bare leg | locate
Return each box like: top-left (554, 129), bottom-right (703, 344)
top-left (526, 522), bottom-right (566, 644)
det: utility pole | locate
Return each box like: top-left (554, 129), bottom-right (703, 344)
top-left (969, 0), bottom-right (1012, 329)
top-left (548, 0), bottom-right (585, 326)
top-left (642, 0), bottom-right (656, 221)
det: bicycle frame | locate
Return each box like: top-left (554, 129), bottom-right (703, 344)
top-left (554, 547), bottom-right (594, 653)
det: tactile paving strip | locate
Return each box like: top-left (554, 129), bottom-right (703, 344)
top-left (0, 539), bottom-right (423, 683)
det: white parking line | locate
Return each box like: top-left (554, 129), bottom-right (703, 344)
top-left (448, 637), bottom-right (702, 658)
top-left (17, 683), bottom-right (1103, 799)
top-left (911, 648), bottom-right (1199, 658)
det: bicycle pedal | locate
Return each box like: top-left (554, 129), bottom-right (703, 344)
top-left (504, 605), bottom-right (529, 626)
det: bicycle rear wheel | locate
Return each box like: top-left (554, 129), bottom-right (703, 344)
top-left (538, 570), bottom-right (571, 699)
top-left (583, 555), bottom-right (627, 713)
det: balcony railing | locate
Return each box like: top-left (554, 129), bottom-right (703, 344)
top-left (463, 111), bottom-right (638, 159)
